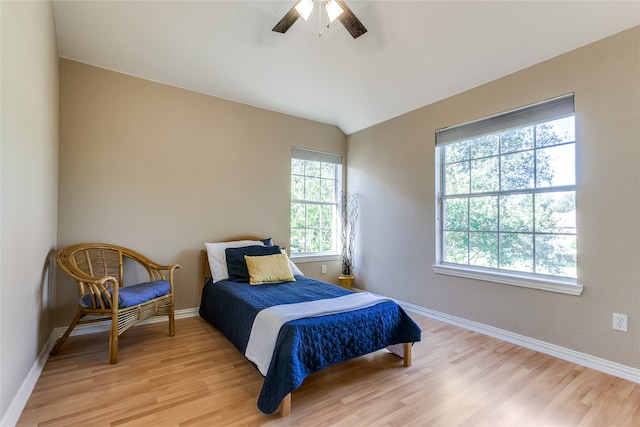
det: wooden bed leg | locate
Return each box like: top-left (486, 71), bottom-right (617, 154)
top-left (403, 343), bottom-right (412, 367)
top-left (279, 393), bottom-right (291, 417)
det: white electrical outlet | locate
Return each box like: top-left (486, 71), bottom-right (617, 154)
top-left (321, 264), bottom-right (327, 274)
top-left (613, 313), bottom-right (628, 332)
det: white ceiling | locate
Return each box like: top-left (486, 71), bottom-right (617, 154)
top-left (52, 1), bottom-right (640, 135)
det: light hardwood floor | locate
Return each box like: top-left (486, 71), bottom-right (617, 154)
top-left (18, 314), bottom-right (640, 426)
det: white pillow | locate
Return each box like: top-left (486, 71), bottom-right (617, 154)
top-left (205, 240), bottom-right (265, 283)
top-left (288, 260), bottom-right (303, 277)
top-left (283, 251), bottom-right (304, 277)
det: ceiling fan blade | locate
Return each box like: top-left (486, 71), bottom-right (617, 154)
top-left (335, 0), bottom-right (367, 39)
top-left (272, 5), bottom-right (299, 34)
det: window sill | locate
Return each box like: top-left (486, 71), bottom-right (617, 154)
top-left (433, 264), bottom-right (583, 295)
top-left (290, 253), bottom-right (341, 263)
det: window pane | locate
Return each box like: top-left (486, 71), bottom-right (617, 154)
top-left (307, 228), bottom-right (321, 252)
top-left (471, 156), bottom-right (499, 193)
top-left (470, 232), bottom-right (498, 268)
top-left (470, 134), bottom-right (499, 159)
top-left (305, 177), bottom-right (321, 202)
top-left (291, 203), bottom-right (306, 228)
top-left (290, 228), bottom-right (305, 254)
top-left (321, 163), bottom-right (335, 179)
top-left (444, 231), bottom-right (468, 264)
top-left (535, 192), bottom-right (576, 233)
top-left (501, 150), bottom-right (534, 190)
top-left (321, 205), bottom-right (333, 228)
top-left (470, 196), bottom-right (498, 231)
top-left (320, 178), bottom-right (335, 202)
top-left (499, 233), bottom-right (533, 273)
top-left (445, 140), bottom-right (469, 163)
top-left (306, 160), bottom-right (320, 177)
top-left (445, 162), bottom-right (470, 195)
top-left (536, 116), bottom-right (575, 147)
top-left (444, 198), bottom-right (468, 231)
top-left (306, 204), bottom-right (320, 227)
top-left (535, 234), bottom-right (576, 278)
top-left (291, 175), bottom-right (305, 200)
top-left (500, 126), bottom-right (534, 153)
top-left (291, 159), bottom-right (305, 175)
top-left (537, 144), bottom-right (575, 188)
top-left (500, 194), bottom-right (533, 232)
top-left (321, 229), bottom-right (333, 252)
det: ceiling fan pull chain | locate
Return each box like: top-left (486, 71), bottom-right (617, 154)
top-left (318, 1), bottom-right (322, 37)
top-left (326, 2), bottom-right (332, 30)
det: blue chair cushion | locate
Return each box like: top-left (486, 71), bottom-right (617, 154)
top-left (79, 280), bottom-right (171, 309)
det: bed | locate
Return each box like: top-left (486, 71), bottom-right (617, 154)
top-left (198, 238), bottom-right (421, 417)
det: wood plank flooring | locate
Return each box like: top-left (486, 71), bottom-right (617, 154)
top-left (17, 314), bottom-right (640, 426)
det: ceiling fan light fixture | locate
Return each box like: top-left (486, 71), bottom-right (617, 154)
top-left (325, 0), bottom-right (344, 23)
top-left (294, 0), bottom-right (314, 21)
top-left (273, 0), bottom-right (367, 39)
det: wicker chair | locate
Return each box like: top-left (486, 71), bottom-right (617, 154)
top-left (51, 243), bottom-right (181, 364)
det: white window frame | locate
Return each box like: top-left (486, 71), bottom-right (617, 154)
top-left (434, 94), bottom-right (582, 295)
top-left (290, 147), bottom-right (342, 262)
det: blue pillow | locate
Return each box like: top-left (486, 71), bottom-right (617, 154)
top-left (261, 238), bottom-right (274, 247)
top-left (225, 245), bottom-right (282, 282)
top-left (79, 280), bottom-right (170, 309)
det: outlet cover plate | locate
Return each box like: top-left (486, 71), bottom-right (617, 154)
top-left (613, 313), bottom-right (628, 332)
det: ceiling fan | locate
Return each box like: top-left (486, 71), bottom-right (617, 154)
top-left (272, 0), bottom-right (368, 39)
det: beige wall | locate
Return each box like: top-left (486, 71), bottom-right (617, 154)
top-left (0, 0), bottom-right (59, 422)
top-left (347, 26), bottom-right (640, 368)
top-left (56, 59), bottom-right (347, 326)
top-left (4, 10), bottom-right (635, 421)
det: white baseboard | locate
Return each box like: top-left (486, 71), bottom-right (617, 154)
top-left (398, 300), bottom-right (640, 385)
top-left (1, 333), bottom-right (57, 427)
top-left (1, 308), bottom-right (200, 427)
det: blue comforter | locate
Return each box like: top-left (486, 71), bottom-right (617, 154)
top-left (199, 276), bottom-right (421, 414)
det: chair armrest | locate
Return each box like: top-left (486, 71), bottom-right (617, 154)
top-left (127, 250), bottom-right (180, 273)
top-left (123, 249), bottom-right (181, 286)
top-left (64, 269), bottom-right (120, 310)
top-left (130, 255), bottom-right (180, 293)
top-left (146, 261), bottom-right (182, 273)
top-left (147, 262), bottom-right (181, 293)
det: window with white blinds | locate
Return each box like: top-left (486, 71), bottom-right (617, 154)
top-left (434, 94), bottom-right (581, 295)
top-left (290, 147), bottom-right (342, 256)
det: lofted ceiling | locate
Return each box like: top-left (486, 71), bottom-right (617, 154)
top-left (52, 1), bottom-right (640, 135)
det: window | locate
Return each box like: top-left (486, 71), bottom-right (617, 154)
top-left (290, 147), bottom-right (342, 257)
top-left (434, 94), bottom-right (580, 294)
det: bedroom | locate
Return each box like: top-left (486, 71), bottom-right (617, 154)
top-left (2, 0), bottom-right (639, 425)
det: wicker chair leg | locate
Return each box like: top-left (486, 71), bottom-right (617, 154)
top-left (109, 318), bottom-right (119, 364)
top-left (50, 309), bottom-right (84, 355)
top-left (169, 309), bottom-right (175, 337)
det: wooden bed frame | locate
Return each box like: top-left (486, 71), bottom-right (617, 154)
top-left (199, 238), bottom-right (412, 417)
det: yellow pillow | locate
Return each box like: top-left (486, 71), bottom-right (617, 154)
top-left (244, 254), bottom-right (295, 285)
